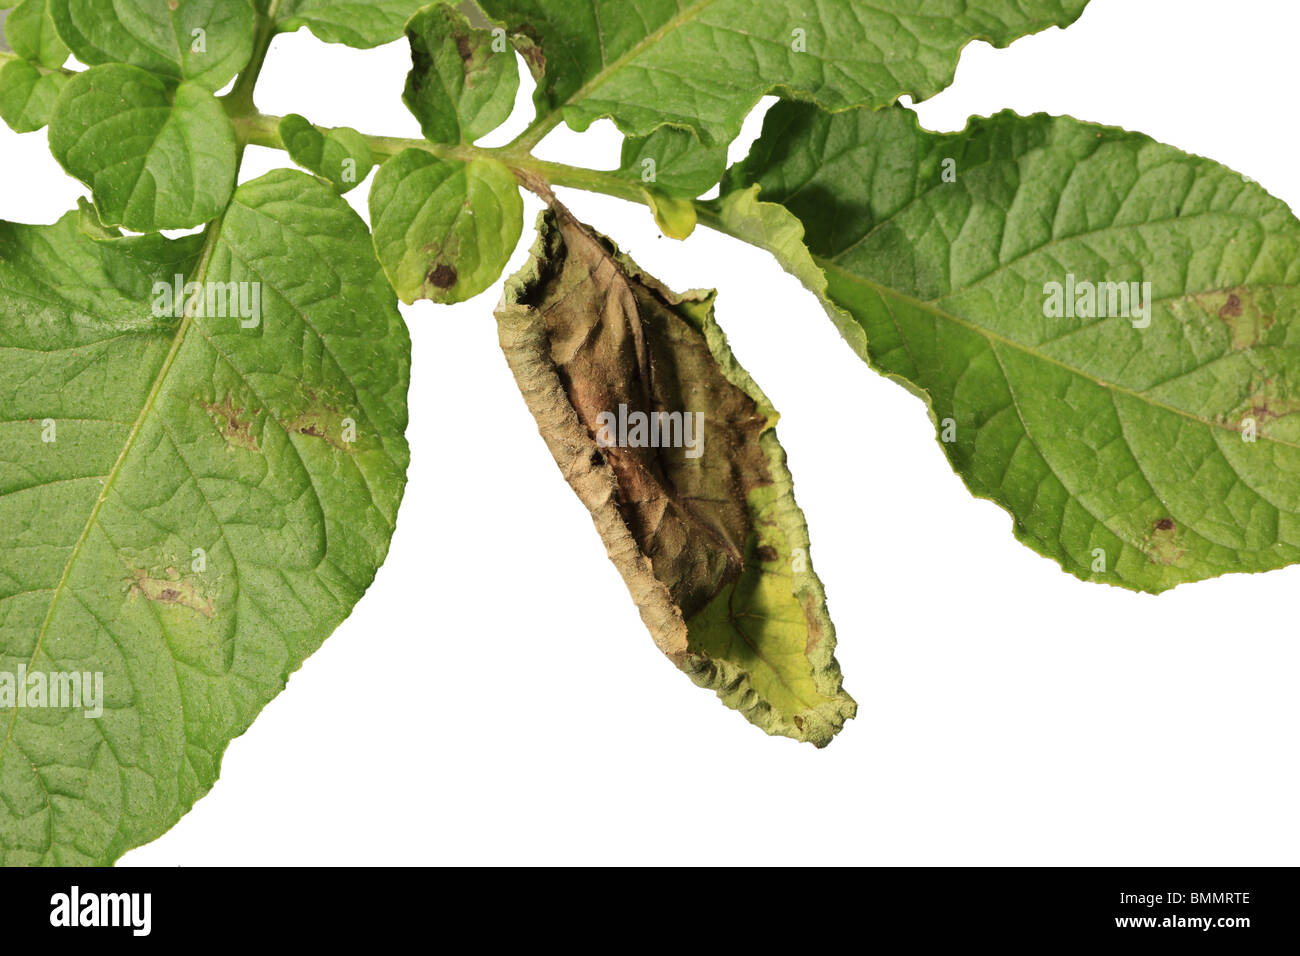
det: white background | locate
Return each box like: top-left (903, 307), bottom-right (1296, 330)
top-left (3, 0), bottom-right (1299, 866)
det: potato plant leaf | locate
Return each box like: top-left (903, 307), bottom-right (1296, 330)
top-left (369, 147), bottom-right (523, 304)
top-left (496, 203), bottom-right (855, 746)
top-left (0, 169), bottom-right (410, 864)
top-left (48, 63), bottom-right (237, 231)
top-left (728, 103), bottom-right (1300, 592)
top-left (403, 1), bottom-right (518, 145)
top-left (7, 0), bottom-right (68, 68)
top-left (271, 0), bottom-right (430, 49)
top-left (0, 56), bottom-right (65, 131)
top-left (618, 126), bottom-right (727, 200)
top-left (49, 0), bottom-right (256, 92)
top-left (477, 0), bottom-right (1092, 145)
top-left (279, 113), bottom-right (373, 193)
top-left (618, 126), bottom-right (726, 238)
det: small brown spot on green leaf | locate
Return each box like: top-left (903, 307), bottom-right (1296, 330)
top-left (1146, 518), bottom-right (1184, 566)
top-left (1187, 287), bottom-right (1276, 350)
top-left (201, 396), bottom-right (258, 451)
top-left (129, 568), bottom-right (214, 618)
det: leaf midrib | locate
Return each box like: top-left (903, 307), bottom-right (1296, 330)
top-left (816, 256), bottom-right (1300, 454)
top-left (0, 217), bottom-right (224, 768)
top-left (533, 0), bottom-right (716, 132)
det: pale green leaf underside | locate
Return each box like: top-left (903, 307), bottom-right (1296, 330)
top-left (48, 63), bottom-right (236, 232)
top-left (0, 170), bottom-right (410, 865)
top-left (369, 148), bottom-right (523, 304)
top-left (478, 0), bottom-right (1091, 145)
top-left (682, 303), bottom-right (857, 745)
top-left (49, 0), bottom-right (255, 91)
top-left (730, 104), bottom-right (1300, 592)
top-left (272, 0), bottom-right (429, 49)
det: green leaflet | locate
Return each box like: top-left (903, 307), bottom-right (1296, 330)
top-left (619, 126), bottom-right (725, 237)
top-left (0, 169), bottom-right (410, 865)
top-left (0, 0), bottom-right (67, 132)
top-left (478, 0), bottom-right (1091, 145)
top-left (618, 126), bottom-right (727, 200)
top-left (728, 103), bottom-right (1300, 592)
top-left (0, 57), bottom-right (65, 131)
top-left (272, 0), bottom-right (430, 48)
top-left (369, 148), bottom-right (523, 304)
top-left (496, 204), bottom-right (855, 746)
top-left (403, 2), bottom-right (518, 144)
top-left (49, 0), bottom-right (255, 92)
top-left (279, 113), bottom-right (373, 193)
top-left (48, 63), bottom-right (237, 232)
top-left (642, 190), bottom-right (696, 240)
top-left (6, 0), bottom-right (68, 68)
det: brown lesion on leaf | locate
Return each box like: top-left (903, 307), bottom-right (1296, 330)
top-left (801, 593), bottom-right (825, 655)
top-left (1185, 287), bottom-right (1275, 350)
top-left (428, 262), bottom-right (458, 289)
top-left (286, 389), bottom-right (356, 452)
top-left (420, 224), bottom-right (464, 297)
top-left (128, 568), bottom-right (214, 618)
top-left (1145, 518), bottom-right (1185, 566)
top-left (494, 202), bottom-right (856, 746)
top-left (455, 33), bottom-right (475, 64)
top-left (1226, 378), bottom-right (1300, 436)
top-left (511, 27), bottom-right (546, 78)
top-left (201, 396), bottom-right (259, 451)
top-left (511, 201), bottom-right (771, 623)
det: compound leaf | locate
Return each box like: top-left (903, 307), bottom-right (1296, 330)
top-left (48, 63), bottom-right (237, 232)
top-left (403, 1), bottom-right (518, 145)
top-left (49, 0), bottom-right (256, 92)
top-left (496, 202), bottom-right (855, 745)
top-left (478, 0), bottom-right (1091, 145)
top-left (0, 169), bottom-right (410, 865)
top-left (729, 103), bottom-right (1300, 592)
top-left (369, 147), bottom-right (523, 304)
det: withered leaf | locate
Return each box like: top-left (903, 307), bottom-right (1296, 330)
top-left (496, 203), bottom-right (855, 746)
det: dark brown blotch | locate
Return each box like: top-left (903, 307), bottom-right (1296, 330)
top-left (455, 34), bottom-right (473, 64)
top-left (429, 263), bottom-right (458, 289)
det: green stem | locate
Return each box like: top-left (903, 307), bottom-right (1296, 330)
top-left (226, 0), bottom-right (283, 115)
top-left (0, 49), bottom-right (71, 76)
top-left (227, 110), bottom-right (696, 225)
top-left (506, 113), bottom-right (562, 155)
